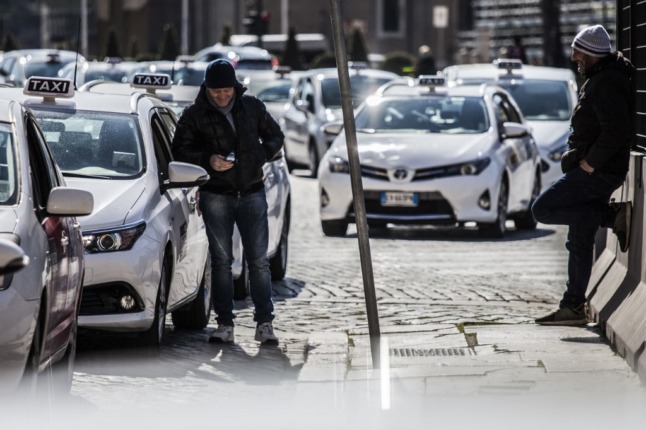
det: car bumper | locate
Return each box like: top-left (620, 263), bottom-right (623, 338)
top-left (319, 166), bottom-right (503, 225)
top-left (78, 235), bottom-right (161, 331)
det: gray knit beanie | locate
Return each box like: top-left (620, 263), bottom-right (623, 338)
top-left (571, 25), bottom-right (612, 57)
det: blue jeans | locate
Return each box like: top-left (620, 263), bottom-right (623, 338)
top-left (531, 168), bottom-right (624, 309)
top-left (199, 189), bottom-right (274, 326)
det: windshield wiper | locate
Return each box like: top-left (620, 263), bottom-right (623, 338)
top-left (63, 172), bottom-right (112, 179)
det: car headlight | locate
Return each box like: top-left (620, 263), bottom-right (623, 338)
top-left (548, 143), bottom-right (568, 162)
top-left (328, 155), bottom-right (350, 173)
top-left (458, 157), bottom-right (491, 175)
top-left (82, 221), bottom-right (146, 253)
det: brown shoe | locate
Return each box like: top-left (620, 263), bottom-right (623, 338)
top-left (535, 305), bottom-right (588, 326)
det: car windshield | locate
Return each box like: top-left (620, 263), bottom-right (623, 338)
top-left (496, 80), bottom-right (572, 121)
top-left (355, 96), bottom-right (490, 134)
top-left (0, 124), bottom-right (18, 205)
top-left (25, 60), bottom-right (69, 78)
top-left (32, 110), bottom-right (145, 179)
top-left (85, 68), bottom-right (131, 83)
top-left (254, 80), bottom-right (292, 103)
top-left (321, 75), bottom-right (395, 109)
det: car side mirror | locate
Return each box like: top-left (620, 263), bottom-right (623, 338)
top-left (295, 99), bottom-right (310, 113)
top-left (167, 161), bottom-right (209, 189)
top-left (0, 239), bottom-right (29, 276)
top-left (323, 121), bottom-right (344, 137)
top-left (501, 122), bottom-right (530, 139)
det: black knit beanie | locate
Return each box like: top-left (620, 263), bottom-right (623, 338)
top-left (204, 59), bottom-right (237, 89)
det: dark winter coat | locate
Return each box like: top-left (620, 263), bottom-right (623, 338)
top-left (171, 82), bottom-right (284, 194)
top-left (561, 52), bottom-right (634, 177)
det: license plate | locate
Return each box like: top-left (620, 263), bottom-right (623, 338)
top-left (380, 191), bottom-right (419, 207)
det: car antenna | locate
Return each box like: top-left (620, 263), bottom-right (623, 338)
top-left (73, 18), bottom-right (81, 90)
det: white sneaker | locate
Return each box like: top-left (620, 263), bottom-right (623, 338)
top-left (208, 324), bottom-right (234, 343)
top-left (255, 322), bottom-right (279, 345)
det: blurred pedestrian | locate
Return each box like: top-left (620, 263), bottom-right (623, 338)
top-left (171, 59), bottom-right (284, 344)
top-left (415, 45), bottom-right (437, 76)
top-left (508, 36), bottom-right (528, 63)
top-left (532, 25), bottom-right (634, 326)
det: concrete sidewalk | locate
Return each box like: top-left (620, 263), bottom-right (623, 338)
top-left (296, 323), bottom-right (646, 428)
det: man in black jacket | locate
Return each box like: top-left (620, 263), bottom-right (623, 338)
top-left (532, 25), bottom-right (634, 326)
top-left (172, 59), bottom-right (284, 344)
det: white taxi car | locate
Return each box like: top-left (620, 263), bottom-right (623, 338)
top-left (442, 59), bottom-right (578, 190)
top-left (1, 75), bottom-right (211, 346)
top-left (0, 92), bottom-right (93, 393)
top-left (81, 75), bottom-right (292, 300)
top-left (318, 76), bottom-right (541, 237)
top-left (282, 64), bottom-right (399, 176)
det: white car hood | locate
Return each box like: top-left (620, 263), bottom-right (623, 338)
top-left (526, 120), bottom-right (569, 150)
top-left (330, 132), bottom-right (493, 167)
top-left (65, 177), bottom-right (146, 229)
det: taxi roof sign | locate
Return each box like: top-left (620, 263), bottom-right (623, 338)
top-left (131, 73), bottom-right (172, 90)
top-left (417, 75), bottom-right (446, 87)
top-left (493, 58), bottom-right (523, 73)
top-left (24, 76), bottom-right (75, 99)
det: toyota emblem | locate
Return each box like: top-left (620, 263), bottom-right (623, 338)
top-left (393, 168), bottom-right (408, 180)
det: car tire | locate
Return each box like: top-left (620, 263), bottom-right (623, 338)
top-left (269, 206), bottom-right (290, 280)
top-left (171, 259), bottom-right (212, 330)
top-left (233, 256), bottom-right (250, 300)
top-left (514, 171), bottom-right (540, 230)
top-left (478, 179), bottom-right (508, 238)
top-left (308, 142), bottom-right (319, 178)
top-left (321, 219), bottom-right (348, 237)
top-left (50, 301), bottom-right (79, 394)
top-left (141, 259), bottom-right (169, 347)
top-left (19, 302), bottom-right (44, 396)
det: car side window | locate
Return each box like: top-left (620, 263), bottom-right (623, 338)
top-left (151, 112), bottom-right (172, 186)
top-left (493, 94), bottom-right (521, 124)
top-left (299, 79), bottom-right (315, 113)
top-left (26, 115), bottom-right (59, 214)
top-left (158, 109), bottom-right (177, 141)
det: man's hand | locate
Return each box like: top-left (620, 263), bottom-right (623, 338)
top-left (210, 154), bottom-right (234, 172)
top-left (579, 159), bottom-right (595, 174)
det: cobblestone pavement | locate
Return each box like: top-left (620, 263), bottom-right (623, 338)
top-left (12, 171), bottom-right (640, 429)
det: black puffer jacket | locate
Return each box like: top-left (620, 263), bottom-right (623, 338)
top-left (565, 52), bottom-right (634, 177)
top-left (171, 82), bottom-right (284, 194)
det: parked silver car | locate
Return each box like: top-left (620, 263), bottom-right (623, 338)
top-left (282, 64), bottom-right (399, 176)
top-left (0, 93), bottom-right (93, 394)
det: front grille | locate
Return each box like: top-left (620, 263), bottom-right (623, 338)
top-left (80, 282), bottom-right (144, 315)
top-left (350, 191), bottom-right (456, 224)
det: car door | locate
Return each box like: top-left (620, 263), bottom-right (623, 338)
top-left (283, 76), bottom-right (315, 163)
top-left (25, 114), bottom-right (77, 358)
top-left (150, 107), bottom-right (198, 307)
top-left (492, 93), bottom-right (535, 212)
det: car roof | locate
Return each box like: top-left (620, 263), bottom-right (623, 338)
top-left (443, 62), bottom-right (576, 84)
top-left (82, 80), bottom-right (200, 104)
top-left (376, 77), bottom-right (490, 98)
top-left (0, 84), bottom-right (153, 115)
top-left (301, 66), bottom-right (400, 80)
top-left (0, 98), bottom-right (15, 121)
top-left (194, 44), bottom-right (273, 60)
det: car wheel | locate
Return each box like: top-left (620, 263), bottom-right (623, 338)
top-left (50, 303), bottom-right (79, 394)
top-left (141, 259), bottom-right (169, 347)
top-left (321, 219), bottom-right (348, 237)
top-left (233, 256), bottom-right (250, 300)
top-left (479, 179), bottom-right (508, 238)
top-left (269, 207), bottom-right (290, 280)
top-left (514, 171), bottom-right (540, 230)
top-left (308, 142), bottom-right (319, 178)
top-left (171, 258), bottom-right (212, 330)
top-left (19, 303), bottom-right (44, 396)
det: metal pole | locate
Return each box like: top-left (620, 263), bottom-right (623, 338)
top-left (181, 0), bottom-right (189, 55)
top-left (80, 0), bottom-right (88, 56)
top-left (328, 0), bottom-right (381, 369)
top-left (281, 0), bottom-right (289, 34)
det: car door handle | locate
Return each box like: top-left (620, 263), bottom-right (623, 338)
top-left (61, 232), bottom-right (69, 248)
